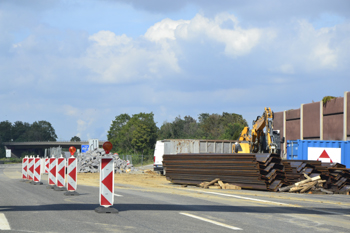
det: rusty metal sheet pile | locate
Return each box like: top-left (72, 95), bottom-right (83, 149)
top-left (164, 153), bottom-right (350, 193)
top-left (280, 160), bottom-right (350, 193)
top-left (163, 153), bottom-right (286, 191)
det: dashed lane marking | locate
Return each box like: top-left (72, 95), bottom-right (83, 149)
top-left (114, 193), bottom-right (123, 197)
top-left (180, 212), bottom-right (242, 230)
top-left (0, 213), bottom-right (11, 230)
top-left (187, 189), bottom-right (292, 206)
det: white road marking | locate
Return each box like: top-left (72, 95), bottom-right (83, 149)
top-left (180, 212), bottom-right (242, 230)
top-left (307, 208), bottom-right (350, 217)
top-left (188, 189), bottom-right (291, 206)
top-left (114, 193), bottom-right (123, 197)
top-left (0, 213), bottom-right (11, 230)
top-left (188, 189), bottom-right (350, 217)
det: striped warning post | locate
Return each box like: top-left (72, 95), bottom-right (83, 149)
top-left (95, 141), bottom-right (117, 213)
top-left (67, 157), bottom-right (77, 191)
top-left (48, 157), bottom-right (57, 186)
top-left (99, 157), bottom-right (114, 207)
top-left (64, 156), bottom-right (79, 195)
top-left (22, 156), bottom-right (28, 180)
top-left (28, 156), bottom-right (34, 181)
top-left (45, 158), bottom-right (49, 174)
top-left (33, 156), bottom-right (42, 183)
top-left (56, 157), bottom-right (66, 188)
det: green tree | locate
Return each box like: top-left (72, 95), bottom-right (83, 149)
top-left (12, 121), bottom-right (31, 142)
top-left (158, 121), bottom-right (174, 139)
top-left (0, 121), bottom-right (12, 142)
top-left (27, 121), bottom-right (57, 141)
top-left (0, 121), bottom-right (12, 158)
top-left (132, 123), bottom-right (151, 154)
top-left (107, 112), bottom-right (158, 155)
top-left (107, 113), bottom-right (131, 153)
top-left (221, 123), bottom-right (245, 140)
top-left (158, 112), bottom-right (248, 140)
top-left (128, 112), bottom-right (158, 154)
top-left (70, 136), bottom-right (81, 142)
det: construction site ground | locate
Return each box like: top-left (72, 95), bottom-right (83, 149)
top-left (3, 163), bottom-right (350, 232)
top-left (4, 163), bottom-right (350, 206)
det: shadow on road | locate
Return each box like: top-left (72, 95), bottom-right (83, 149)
top-left (1, 204), bottom-right (349, 215)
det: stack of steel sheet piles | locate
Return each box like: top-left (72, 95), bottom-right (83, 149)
top-left (281, 161), bottom-right (304, 185)
top-left (163, 153), bottom-right (268, 190)
top-left (255, 153), bottom-right (286, 191)
top-left (327, 164), bottom-right (350, 192)
top-left (278, 160), bottom-right (350, 193)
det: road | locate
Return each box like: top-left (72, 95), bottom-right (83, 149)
top-left (1, 164), bottom-right (350, 232)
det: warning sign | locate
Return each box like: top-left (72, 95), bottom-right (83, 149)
top-left (308, 147), bottom-right (341, 163)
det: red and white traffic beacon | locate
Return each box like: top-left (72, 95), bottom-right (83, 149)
top-left (95, 141), bottom-right (118, 213)
top-left (21, 155), bottom-right (28, 181)
top-left (44, 157), bottom-right (49, 174)
top-left (27, 155), bottom-right (35, 183)
top-left (54, 154), bottom-right (67, 191)
top-left (33, 155), bottom-right (43, 185)
top-left (64, 146), bottom-right (79, 196)
top-left (46, 155), bottom-right (57, 189)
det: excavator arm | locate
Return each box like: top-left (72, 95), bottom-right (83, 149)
top-left (233, 107), bottom-right (282, 154)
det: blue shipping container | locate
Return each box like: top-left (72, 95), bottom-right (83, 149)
top-left (286, 140), bottom-right (350, 168)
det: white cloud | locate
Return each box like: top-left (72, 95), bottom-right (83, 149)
top-left (146, 13), bottom-right (264, 57)
top-left (82, 30), bottom-right (180, 83)
top-left (297, 20), bottom-right (338, 69)
top-left (89, 31), bottom-right (132, 46)
top-left (63, 105), bottom-right (79, 116)
top-left (145, 18), bottom-right (190, 42)
top-left (81, 13), bottom-right (269, 84)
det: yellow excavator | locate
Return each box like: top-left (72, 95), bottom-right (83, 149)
top-left (233, 107), bottom-right (284, 154)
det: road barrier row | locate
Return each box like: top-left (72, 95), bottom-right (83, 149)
top-left (20, 142), bottom-right (117, 214)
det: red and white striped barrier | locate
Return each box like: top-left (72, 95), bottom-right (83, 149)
top-left (28, 156), bottom-right (34, 181)
top-left (45, 158), bottom-right (49, 174)
top-left (48, 157), bottom-right (57, 186)
top-left (22, 156), bottom-right (28, 180)
top-left (95, 141), bottom-right (117, 213)
top-left (99, 157), bottom-right (114, 207)
top-left (55, 157), bottom-right (66, 190)
top-left (67, 157), bottom-right (77, 191)
top-left (33, 156), bottom-right (42, 183)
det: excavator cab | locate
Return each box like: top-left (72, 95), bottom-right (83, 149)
top-left (232, 141), bottom-right (250, 153)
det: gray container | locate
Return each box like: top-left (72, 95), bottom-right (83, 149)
top-left (154, 139), bottom-right (237, 173)
top-left (162, 139), bottom-right (235, 154)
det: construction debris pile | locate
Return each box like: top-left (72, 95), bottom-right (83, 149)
top-left (198, 178), bottom-right (242, 190)
top-left (279, 174), bottom-right (332, 194)
top-left (77, 149), bottom-right (138, 174)
top-left (163, 153), bottom-right (350, 194)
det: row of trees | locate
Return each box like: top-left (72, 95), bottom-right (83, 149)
top-left (0, 120), bottom-right (57, 143)
top-left (0, 120), bottom-right (58, 158)
top-left (107, 112), bottom-right (248, 155)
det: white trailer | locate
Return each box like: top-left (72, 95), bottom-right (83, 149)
top-left (153, 139), bottom-right (237, 174)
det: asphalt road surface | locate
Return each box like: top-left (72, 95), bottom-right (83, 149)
top-left (1, 164), bottom-right (350, 232)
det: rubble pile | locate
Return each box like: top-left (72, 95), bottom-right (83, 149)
top-left (77, 149), bottom-right (140, 174)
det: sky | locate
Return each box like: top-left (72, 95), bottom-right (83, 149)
top-left (1, 0), bottom-right (349, 141)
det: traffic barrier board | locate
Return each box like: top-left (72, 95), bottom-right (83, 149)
top-left (67, 157), bottom-right (77, 191)
top-left (56, 157), bottom-right (66, 187)
top-left (22, 156), bottom-right (28, 179)
top-left (28, 157), bottom-right (34, 181)
top-left (45, 158), bottom-right (49, 174)
top-left (34, 156), bottom-right (41, 182)
top-left (48, 157), bottom-right (57, 186)
top-left (99, 157), bottom-right (114, 207)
